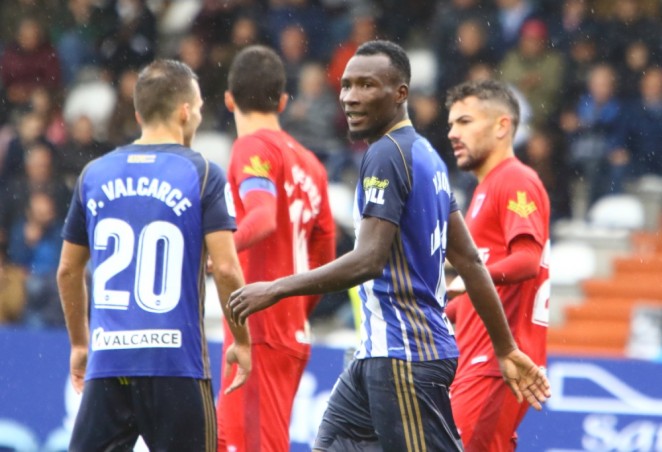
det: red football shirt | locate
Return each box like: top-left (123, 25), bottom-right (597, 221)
top-left (225, 129), bottom-right (335, 359)
top-left (452, 157), bottom-right (550, 383)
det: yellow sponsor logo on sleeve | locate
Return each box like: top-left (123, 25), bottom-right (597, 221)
top-left (362, 176), bottom-right (390, 190)
top-left (243, 155), bottom-right (271, 178)
top-left (507, 191), bottom-right (537, 218)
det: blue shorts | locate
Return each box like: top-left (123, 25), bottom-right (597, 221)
top-left (314, 357), bottom-right (463, 452)
top-left (69, 377), bottom-right (216, 452)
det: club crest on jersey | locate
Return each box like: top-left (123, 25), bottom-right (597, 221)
top-left (471, 193), bottom-right (486, 218)
top-left (507, 191), bottom-right (537, 218)
top-left (243, 156), bottom-right (271, 178)
top-left (363, 176), bottom-right (389, 205)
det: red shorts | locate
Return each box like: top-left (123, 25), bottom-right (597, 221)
top-left (216, 343), bottom-right (307, 452)
top-left (450, 375), bottom-right (530, 452)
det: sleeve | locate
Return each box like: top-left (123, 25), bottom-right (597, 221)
top-left (61, 178), bottom-right (89, 246)
top-left (499, 170), bottom-right (548, 248)
top-left (309, 164), bottom-right (336, 270)
top-left (202, 162), bottom-right (237, 233)
top-left (449, 191), bottom-right (459, 213)
top-left (229, 135), bottom-right (279, 188)
top-left (359, 140), bottom-right (411, 225)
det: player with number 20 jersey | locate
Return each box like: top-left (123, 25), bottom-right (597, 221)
top-left (63, 144), bottom-right (235, 379)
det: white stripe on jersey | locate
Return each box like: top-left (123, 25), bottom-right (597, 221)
top-left (358, 279), bottom-right (388, 358)
top-left (391, 297), bottom-right (413, 361)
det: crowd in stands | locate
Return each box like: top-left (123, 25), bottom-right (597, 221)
top-left (1, 0), bottom-right (661, 329)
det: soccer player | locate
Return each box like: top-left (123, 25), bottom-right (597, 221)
top-left (215, 45), bottom-right (335, 451)
top-left (228, 40), bottom-right (550, 451)
top-left (57, 59), bottom-right (251, 452)
top-left (444, 79), bottom-right (551, 451)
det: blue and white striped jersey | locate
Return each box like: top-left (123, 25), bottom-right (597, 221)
top-left (353, 121), bottom-right (459, 362)
top-left (63, 143), bottom-right (235, 380)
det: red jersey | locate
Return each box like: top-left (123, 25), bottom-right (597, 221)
top-left (226, 129), bottom-right (335, 359)
top-left (452, 157), bottom-right (550, 383)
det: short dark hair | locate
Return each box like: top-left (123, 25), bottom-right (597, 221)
top-left (355, 40), bottom-right (411, 85)
top-left (228, 45), bottom-right (286, 113)
top-left (134, 59), bottom-right (198, 124)
top-left (445, 80), bottom-right (520, 133)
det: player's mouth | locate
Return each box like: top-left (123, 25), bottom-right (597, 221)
top-left (452, 143), bottom-right (466, 157)
top-left (346, 112), bottom-right (366, 127)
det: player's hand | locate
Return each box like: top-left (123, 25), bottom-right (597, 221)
top-left (229, 282), bottom-right (279, 325)
top-left (70, 345), bottom-right (88, 394)
top-left (446, 276), bottom-right (466, 299)
top-left (223, 343), bottom-right (251, 394)
top-left (498, 349), bottom-right (551, 411)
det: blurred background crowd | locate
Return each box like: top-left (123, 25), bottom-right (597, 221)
top-left (1, 0), bottom-right (662, 339)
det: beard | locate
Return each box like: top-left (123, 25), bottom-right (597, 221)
top-left (457, 154), bottom-right (480, 172)
top-left (347, 124), bottom-right (385, 143)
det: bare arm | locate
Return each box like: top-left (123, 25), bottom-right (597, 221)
top-left (445, 211), bottom-right (550, 408)
top-left (229, 216), bottom-right (396, 323)
top-left (205, 230), bottom-right (251, 393)
top-left (57, 241), bottom-right (90, 394)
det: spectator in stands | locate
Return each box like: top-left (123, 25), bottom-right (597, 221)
top-left (547, 0), bottom-right (598, 54)
top-left (281, 62), bottom-right (344, 170)
top-left (600, 0), bottom-right (659, 67)
top-left (0, 248), bottom-right (26, 324)
top-left (98, 0), bottom-right (156, 79)
top-left (107, 69), bottom-right (140, 148)
top-left (611, 67), bottom-right (662, 185)
top-left (500, 18), bottom-right (565, 128)
top-left (278, 24), bottom-right (309, 97)
top-left (265, 0), bottom-right (329, 61)
top-left (561, 32), bottom-right (599, 107)
top-left (327, 13), bottom-right (377, 93)
top-left (29, 87), bottom-right (67, 148)
top-left (1, 142), bottom-right (70, 238)
top-left (431, 0), bottom-right (496, 64)
top-left (0, 110), bottom-right (50, 188)
top-left (0, 0), bottom-right (56, 44)
top-left (177, 34), bottom-right (225, 128)
top-left (50, 0), bottom-right (116, 86)
top-left (619, 40), bottom-right (654, 101)
top-left (520, 128), bottom-right (572, 221)
top-left (58, 115), bottom-right (109, 188)
top-left (209, 15), bottom-right (262, 130)
top-left (0, 16), bottom-right (62, 109)
top-left (7, 191), bottom-right (64, 328)
top-left (436, 18), bottom-right (498, 95)
top-left (191, 0), bottom-right (262, 47)
top-left (494, 0), bottom-right (539, 57)
top-left (560, 63), bottom-right (622, 205)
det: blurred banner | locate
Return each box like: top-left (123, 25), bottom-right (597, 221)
top-left (1, 327), bottom-right (662, 451)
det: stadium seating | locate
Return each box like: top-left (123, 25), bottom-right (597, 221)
top-left (548, 228), bottom-right (662, 357)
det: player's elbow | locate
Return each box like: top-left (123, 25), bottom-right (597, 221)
top-left (56, 262), bottom-right (79, 288)
top-left (210, 260), bottom-right (243, 284)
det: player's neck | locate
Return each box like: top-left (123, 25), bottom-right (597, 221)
top-left (474, 145), bottom-right (514, 183)
top-left (234, 111), bottom-right (281, 137)
top-left (134, 124), bottom-right (185, 146)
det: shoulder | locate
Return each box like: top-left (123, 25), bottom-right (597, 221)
top-left (367, 128), bottom-right (417, 162)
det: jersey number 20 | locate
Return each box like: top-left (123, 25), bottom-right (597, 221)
top-left (93, 218), bottom-right (184, 313)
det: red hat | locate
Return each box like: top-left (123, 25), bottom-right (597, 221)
top-left (520, 19), bottom-right (548, 40)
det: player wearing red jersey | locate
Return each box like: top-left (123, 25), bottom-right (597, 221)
top-left (215, 45), bottom-right (336, 451)
top-left (445, 80), bottom-right (551, 452)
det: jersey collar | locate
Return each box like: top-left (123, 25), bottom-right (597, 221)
top-left (385, 119), bottom-right (413, 135)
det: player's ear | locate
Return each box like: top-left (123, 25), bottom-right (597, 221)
top-left (224, 91), bottom-right (235, 113)
top-left (395, 83), bottom-right (408, 106)
top-left (277, 93), bottom-right (289, 113)
top-left (496, 115), bottom-right (511, 140)
top-left (135, 111), bottom-right (144, 127)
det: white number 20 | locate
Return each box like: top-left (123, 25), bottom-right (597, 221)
top-left (93, 218), bottom-right (184, 313)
